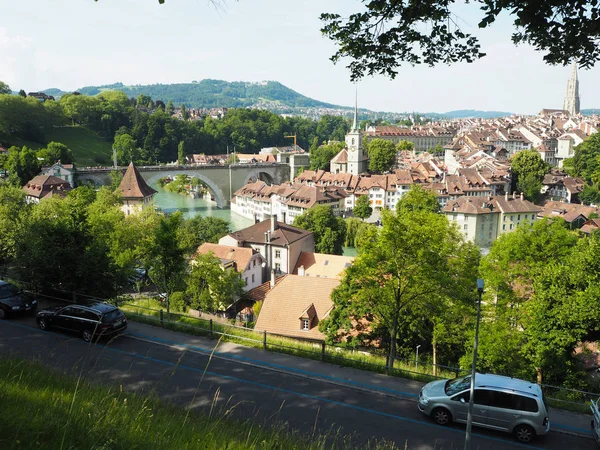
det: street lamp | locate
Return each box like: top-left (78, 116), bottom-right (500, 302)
top-left (464, 278), bottom-right (484, 450)
top-left (415, 344), bottom-right (421, 369)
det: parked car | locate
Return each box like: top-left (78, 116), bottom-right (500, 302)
top-left (418, 373), bottom-right (550, 443)
top-left (36, 301), bottom-right (127, 342)
top-left (0, 280), bottom-right (37, 319)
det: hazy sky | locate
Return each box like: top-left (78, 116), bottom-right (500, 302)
top-left (1, 0), bottom-right (598, 115)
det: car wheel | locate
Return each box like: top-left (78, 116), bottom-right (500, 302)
top-left (82, 328), bottom-right (94, 342)
top-left (0, 309), bottom-right (6, 320)
top-left (431, 407), bottom-right (452, 426)
top-left (514, 424), bottom-right (535, 443)
top-left (38, 318), bottom-right (49, 330)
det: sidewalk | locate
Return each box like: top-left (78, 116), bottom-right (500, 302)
top-left (124, 320), bottom-right (594, 440)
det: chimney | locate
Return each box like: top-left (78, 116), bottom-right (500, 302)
top-left (282, 211), bottom-right (287, 224)
top-left (512, 192), bottom-right (516, 200)
top-left (271, 214), bottom-right (277, 232)
top-left (264, 231), bottom-right (269, 243)
top-left (298, 265), bottom-right (305, 276)
top-left (505, 192), bottom-right (508, 201)
top-left (520, 192), bottom-right (524, 200)
top-left (270, 269), bottom-right (276, 288)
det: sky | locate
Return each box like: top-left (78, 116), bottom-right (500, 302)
top-left (1, 0), bottom-right (598, 115)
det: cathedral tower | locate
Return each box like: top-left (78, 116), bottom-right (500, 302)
top-left (563, 63), bottom-right (580, 116)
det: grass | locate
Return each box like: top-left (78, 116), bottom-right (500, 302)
top-left (118, 297), bottom-right (460, 384)
top-left (0, 357), bottom-right (400, 450)
top-left (45, 126), bottom-right (113, 167)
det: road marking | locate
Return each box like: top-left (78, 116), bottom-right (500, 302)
top-left (1, 320), bottom-right (546, 449)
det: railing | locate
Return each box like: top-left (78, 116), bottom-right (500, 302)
top-left (75, 162), bottom-right (286, 174)
top-left (6, 275), bottom-right (599, 413)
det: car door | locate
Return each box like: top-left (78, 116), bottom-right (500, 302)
top-left (472, 389), bottom-right (493, 426)
top-left (449, 389), bottom-right (489, 426)
top-left (486, 392), bottom-right (529, 432)
top-left (53, 306), bottom-right (78, 330)
top-left (450, 390), bottom-right (470, 423)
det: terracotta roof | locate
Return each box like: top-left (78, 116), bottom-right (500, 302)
top-left (580, 218), bottom-right (600, 234)
top-left (255, 275), bottom-right (339, 340)
top-left (443, 196), bottom-right (497, 215)
top-left (539, 201), bottom-right (599, 223)
top-left (22, 175), bottom-right (72, 199)
top-left (118, 162), bottom-right (157, 199)
top-left (246, 276), bottom-right (286, 302)
top-left (293, 252), bottom-right (354, 279)
top-left (195, 243), bottom-right (258, 273)
top-left (227, 219), bottom-right (313, 246)
top-left (492, 194), bottom-right (542, 214)
top-left (330, 148), bottom-right (348, 164)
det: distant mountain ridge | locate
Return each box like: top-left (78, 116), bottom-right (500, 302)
top-left (35, 80), bottom-right (598, 119)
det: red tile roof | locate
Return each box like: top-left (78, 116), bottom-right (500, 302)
top-left (118, 162), bottom-right (157, 199)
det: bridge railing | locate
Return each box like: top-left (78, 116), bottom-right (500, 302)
top-left (75, 162), bottom-right (285, 174)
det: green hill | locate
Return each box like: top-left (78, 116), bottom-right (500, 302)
top-left (46, 126), bottom-right (113, 167)
top-left (70, 80), bottom-right (342, 110)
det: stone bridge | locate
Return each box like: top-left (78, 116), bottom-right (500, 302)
top-left (76, 163), bottom-right (290, 208)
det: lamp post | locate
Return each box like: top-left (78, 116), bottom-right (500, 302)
top-left (415, 344), bottom-right (421, 369)
top-left (464, 278), bottom-right (484, 450)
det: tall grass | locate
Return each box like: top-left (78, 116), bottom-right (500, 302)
top-left (0, 357), bottom-right (400, 450)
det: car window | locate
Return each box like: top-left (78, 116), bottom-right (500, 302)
top-left (488, 391), bottom-right (515, 410)
top-left (445, 376), bottom-right (471, 396)
top-left (101, 309), bottom-right (122, 323)
top-left (451, 391), bottom-right (470, 402)
top-left (474, 389), bottom-right (494, 406)
top-left (59, 307), bottom-right (78, 316)
top-left (513, 395), bottom-right (539, 412)
top-left (81, 310), bottom-right (100, 321)
top-left (0, 283), bottom-right (21, 298)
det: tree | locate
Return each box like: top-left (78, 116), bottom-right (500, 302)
top-left (5, 146), bottom-right (40, 186)
top-left (293, 205), bottom-right (346, 255)
top-left (166, 100), bottom-right (175, 116)
top-left (0, 81), bottom-right (10, 95)
top-left (146, 212), bottom-right (187, 312)
top-left (396, 184), bottom-right (439, 214)
top-left (309, 141), bottom-right (344, 171)
top-left (320, 1), bottom-right (600, 81)
top-left (18, 89), bottom-right (26, 98)
top-left (177, 140), bottom-right (186, 165)
top-left (176, 216), bottom-right (231, 255)
top-left (367, 138), bottom-right (396, 173)
top-left (320, 207), bottom-right (479, 368)
top-left (517, 172), bottom-right (543, 202)
top-left (180, 104), bottom-right (190, 121)
top-left (396, 140), bottom-right (415, 152)
top-left (573, 132), bottom-right (600, 182)
top-left (37, 142), bottom-right (74, 165)
top-left (510, 149), bottom-right (549, 195)
top-left (113, 133), bottom-right (138, 165)
top-left (580, 184), bottom-right (600, 206)
top-left (187, 253), bottom-right (245, 313)
top-left (136, 94), bottom-right (152, 108)
top-left (353, 195), bottom-right (372, 221)
top-left (0, 185), bottom-right (30, 271)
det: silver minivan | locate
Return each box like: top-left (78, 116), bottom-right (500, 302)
top-left (418, 373), bottom-right (550, 443)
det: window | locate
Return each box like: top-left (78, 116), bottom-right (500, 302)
top-left (275, 263), bottom-right (281, 272)
top-left (510, 215), bottom-right (514, 221)
top-left (464, 224), bottom-right (468, 230)
top-left (503, 224), bottom-right (506, 231)
top-left (510, 224), bottom-right (513, 230)
top-left (251, 274), bottom-right (255, 283)
top-left (253, 259), bottom-right (256, 267)
top-left (518, 214), bottom-right (521, 220)
top-left (245, 277), bottom-right (248, 285)
top-left (302, 318), bottom-right (310, 330)
top-left (275, 250), bottom-right (281, 259)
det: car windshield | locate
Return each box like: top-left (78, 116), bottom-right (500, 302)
top-left (102, 309), bottom-right (122, 323)
top-left (0, 284), bottom-right (21, 299)
top-left (445, 376), bottom-right (472, 396)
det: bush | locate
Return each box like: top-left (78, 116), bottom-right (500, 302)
top-left (169, 291), bottom-right (188, 312)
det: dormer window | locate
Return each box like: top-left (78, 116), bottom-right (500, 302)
top-left (302, 319), bottom-right (310, 330)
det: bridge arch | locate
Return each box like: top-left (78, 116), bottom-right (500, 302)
top-left (144, 171), bottom-right (227, 208)
top-left (244, 169), bottom-right (275, 186)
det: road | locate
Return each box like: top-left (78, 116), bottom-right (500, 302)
top-left (0, 316), bottom-right (595, 450)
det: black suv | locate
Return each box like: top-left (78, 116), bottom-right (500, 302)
top-left (0, 280), bottom-right (38, 319)
top-left (36, 302), bottom-right (127, 342)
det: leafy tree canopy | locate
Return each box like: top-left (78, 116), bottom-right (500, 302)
top-left (0, 81), bottom-right (10, 95)
top-left (367, 138), bottom-right (396, 173)
top-left (353, 194), bottom-right (373, 220)
top-left (293, 205), bottom-right (346, 255)
top-left (396, 184), bottom-right (439, 214)
top-left (309, 141), bottom-right (345, 171)
top-left (320, 0), bottom-right (600, 80)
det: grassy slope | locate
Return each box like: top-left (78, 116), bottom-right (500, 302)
top-left (46, 126), bottom-right (113, 167)
top-left (0, 357), bottom-right (397, 450)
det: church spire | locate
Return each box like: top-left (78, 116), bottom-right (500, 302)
top-left (563, 61), bottom-right (580, 116)
top-left (351, 85), bottom-right (358, 131)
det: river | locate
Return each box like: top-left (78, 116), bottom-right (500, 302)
top-left (152, 184), bottom-right (358, 256)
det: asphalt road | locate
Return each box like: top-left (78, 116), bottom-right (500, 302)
top-left (0, 317), bottom-right (596, 450)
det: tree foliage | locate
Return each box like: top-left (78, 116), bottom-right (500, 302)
top-left (367, 138), bottom-right (396, 173)
top-left (396, 184), bottom-right (439, 214)
top-left (353, 195), bottom-right (372, 221)
top-left (293, 205), bottom-right (346, 255)
top-left (310, 141), bottom-right (345, 171)
top-left (321, 1), bottom-right (600, 81)
top-left (320, 206), bottom-right (480, 367)
top-left (510, 149), bottom-right (549, 195)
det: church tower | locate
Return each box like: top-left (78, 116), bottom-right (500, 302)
top-left (563, 62), bottom-right (580, 116)
top-left (346, 89), bottom-right (364, 175)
